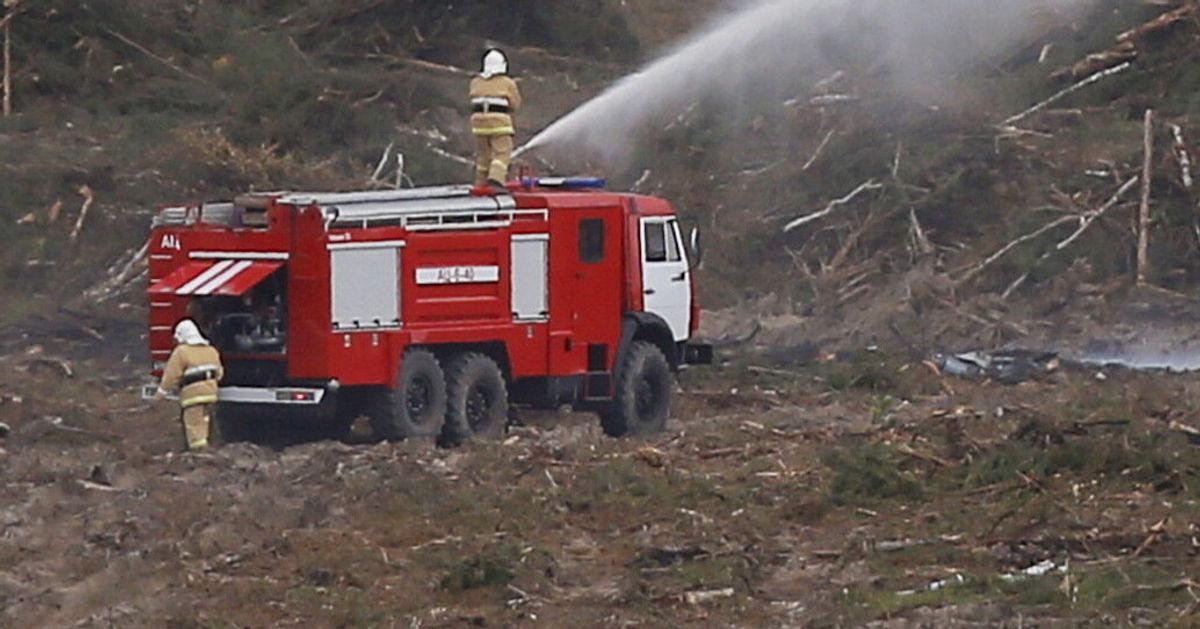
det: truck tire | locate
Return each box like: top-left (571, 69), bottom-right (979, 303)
top-left (214, 402), bottom-right (257, 444)
top-left (318, 394), bottom-right (362, 442)
top-left (444, 353), bottom-right (508, 442)
top-left (368, 349), bottom-right (447, 440)
top-left (601, 341), bottom-right (671, 437)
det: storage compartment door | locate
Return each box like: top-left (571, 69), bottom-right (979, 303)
top-left (511, 235), bottom-right (548, 321)
top-left (330, 245), bottom-right (401, 330)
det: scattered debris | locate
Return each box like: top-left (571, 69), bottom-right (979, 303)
top-left (1000, 559), bottom-right (1063, 582)
top-left (89, 464), bottom-right (112, 486)
top-left (897, 573), bottom-right (965, 596)
top-left (683, 588), bottom-right (735, 605)
top-left (640, 546), bottom-right (709, 567)
top-left (1169, 420), bottom-right (1200, 445)
top-left (935, 349), bottom-right (1058, 384)
top-left (23, 355), bottom-right (75, 378)
top-left (69, 184), bottom-right (95, 242)
top-left (633, 446), bottom-right (668, 468)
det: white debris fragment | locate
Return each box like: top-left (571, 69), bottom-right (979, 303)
top-left (1000, 559), bottom-right (1064, 582)
top-left (683, 588), bottom-right (734, 605)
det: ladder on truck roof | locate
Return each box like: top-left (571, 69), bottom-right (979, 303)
top-left (154, 186), bottom-right (548, 231)
top-left (279, 186), bottom-right (544, 231)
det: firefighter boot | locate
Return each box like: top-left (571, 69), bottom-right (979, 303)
top-left (487, 135), bottom-right (514, 186)
top-left (474, 136), bottom-right (492, 187)
top-left (180, 404), bottom-right (213, 451)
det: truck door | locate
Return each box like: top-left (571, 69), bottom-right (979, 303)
top-left (640, 217), bottom-right (691, 341)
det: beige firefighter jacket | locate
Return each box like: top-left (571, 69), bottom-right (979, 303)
top-left (469, 75), bottom-right (522, 136)
top-left (159, 344), bottom-right (224, 408)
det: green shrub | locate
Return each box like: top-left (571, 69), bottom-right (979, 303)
top-left (825, 442), bottom-right (924, 504)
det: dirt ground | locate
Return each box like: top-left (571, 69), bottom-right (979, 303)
top-left (2, 305), bottom-right (1199, 628)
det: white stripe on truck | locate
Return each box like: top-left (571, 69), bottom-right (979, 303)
top-left (194, 260), bottom-right (253, 295)
top-left (177, 260), bottom-right (234, 295)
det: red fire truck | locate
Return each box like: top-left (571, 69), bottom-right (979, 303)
top-left (146, 180), bottom-right (712, 442)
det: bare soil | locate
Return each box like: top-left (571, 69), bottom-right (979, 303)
top-left (2, 309), bottom-right (1199, 627)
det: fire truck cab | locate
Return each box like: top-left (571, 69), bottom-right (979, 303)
top-left (146, 180), bottom-right (712, 442)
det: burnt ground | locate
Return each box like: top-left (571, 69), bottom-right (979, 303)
top-left (2, 307), bottom-right (1200, 628)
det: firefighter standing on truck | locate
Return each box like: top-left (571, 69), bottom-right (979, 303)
top-left (470, 48), bottom-right (521, 189)
top-left (154, 319), bottom-right (224, 451)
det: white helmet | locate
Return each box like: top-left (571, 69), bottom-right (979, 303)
top-left (173, 319), bottom-right (210, 346)
top-left (481, 48), bottom-right (508, 78)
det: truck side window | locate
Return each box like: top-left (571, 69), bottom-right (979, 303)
top-left (579, 218), bottom-right (605, 264)
top-left (644, 222), bottom-right (667, 262)
top-left (666, 220), bottom-right (682, 262)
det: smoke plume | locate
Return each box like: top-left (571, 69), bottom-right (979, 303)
top-left (521, 0), bottom-right (1091, 165)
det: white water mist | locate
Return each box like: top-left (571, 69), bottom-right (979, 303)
top-left (521, 0), bottom-right (1091, 164)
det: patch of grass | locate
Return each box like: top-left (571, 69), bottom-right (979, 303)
top-left (955, 429), bottom-right (1194, 494)
top-left (1073, 565), bottom-right (1193, 613)
top-left (844, 573), bottom-right (1067, 622)
top-left (825, 442), bottom-right (924, 505)
top-left (814, 351), bottom-right (941, 398)
top-left (843, 562), bottom-right (1194, 623)
top-left (565, 458), bottom-right (726, 518)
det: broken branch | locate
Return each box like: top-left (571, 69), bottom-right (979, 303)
top-left (1054, 176), bottom-right (1140, 252)
top-left (104, 28), bottom-right (210, 85)
top-left (363, 52), bottom-right (472, 77)
top-left (1001, 62), bottom-right (1132, 127)
top-left (1172, 124), bottom-right (1193, 190)
top-left (959, 214), bottom-right (1077, 283)
top-left (1002, 176), bottom-right (1139, 298)
top-left (1137, 109), bottom-right (1154, 286)
top-left (70, 185), bottom-right (95, 242)
top-left (802, 129), bottom-right (835, 171)
top-left (783, 180), bottom-right (882, 232)
top-left (2, 2), bottom-right (14, 117)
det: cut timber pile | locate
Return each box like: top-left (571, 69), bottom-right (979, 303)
top-left (1052, 2), bottom-right (1198, 80)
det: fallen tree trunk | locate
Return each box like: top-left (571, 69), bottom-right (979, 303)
top-left (1137, 109), bottom-right (1154, 286)
top-left (2, 3), bottom-right (15, 117)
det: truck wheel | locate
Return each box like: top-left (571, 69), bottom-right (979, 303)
top-left (214, 403), bottom-right (257, 444)
top-left (601, 341), bottom-right (671, 437)
top-left (319, 394), bottom-right (362, 442)
top-left (368, 349), bottom-right (447, 440)
top-left (445, 353), bottom-right (508, 441)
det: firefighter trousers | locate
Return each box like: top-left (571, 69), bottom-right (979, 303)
top-left (474, 134), bottom-right (514, 185)
top-left (179, 403), bottom-right (213, 451)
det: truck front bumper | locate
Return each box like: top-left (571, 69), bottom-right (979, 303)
top-left (682, 342), bottom-right (714, 366)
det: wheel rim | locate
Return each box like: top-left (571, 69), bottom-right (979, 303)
top-left (634, 372), bottom-right (662, 420)
top-left (407, 375), bottom-right (433, 423)
top-left (465, 383), bottom-right (492, 431)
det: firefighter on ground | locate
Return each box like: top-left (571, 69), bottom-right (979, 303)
top-left (154, 319), bottom-right (224, 451)
top-left (470, 48), bottom-right (522, 189)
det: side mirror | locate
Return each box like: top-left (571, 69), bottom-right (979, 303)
top-left (688, 226), bottom-right (704, 269)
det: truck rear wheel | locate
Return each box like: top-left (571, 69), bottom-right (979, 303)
top-left (368, 349), bottom-right (447, 440)
top-left (601, 341), bottom-right (671, 437)
top-left (444, 353), bottom-right (508, 442)
top-left (214, 402), bottom-right (257, 444)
